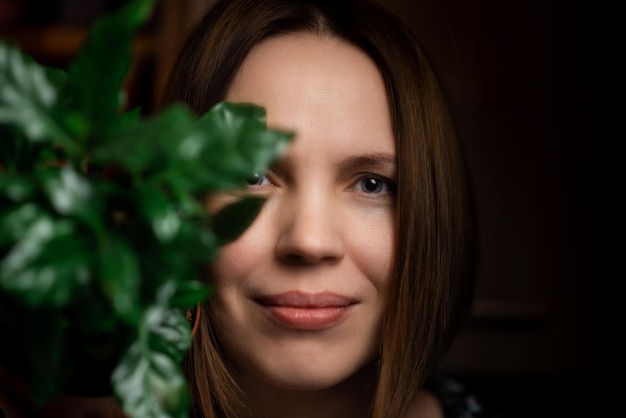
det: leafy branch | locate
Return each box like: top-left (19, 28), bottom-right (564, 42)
top-left (0, 1), bottom-right (292, 417)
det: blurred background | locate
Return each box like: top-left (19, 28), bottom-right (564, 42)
top-left (0, 0), bottom-right (590, 416)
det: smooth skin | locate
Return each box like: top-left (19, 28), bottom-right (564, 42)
top-left (208, 33), bottom-right (444, 418)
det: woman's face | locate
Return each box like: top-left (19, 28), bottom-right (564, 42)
top-left (209, 33), bottom-right (396, 391)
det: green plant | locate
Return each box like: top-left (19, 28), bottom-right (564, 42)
top-left (0, 0), bottom-right (291, 416)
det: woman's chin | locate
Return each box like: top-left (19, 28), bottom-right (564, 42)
top-left (258, 369), bottom-right (348, 391)
top-left (248, 359), bottom-right (378, 393)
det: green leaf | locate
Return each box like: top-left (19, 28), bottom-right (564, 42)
top-left (195, 102), bottom-right (293, 184)
top-left (211, 196), bottom-right (265, 244)
top-left (0, 42), bottom-right (75, 152)
top-left (44, 66), bottom-right (69, 90)
top-left (98, 236), bottom-right (141, 324)
top-left (66, 0), bottom-right (157, 139)
top-left (170, 280), bottom-right (211, 308)
top-left (0, 209), bottom-right (93, 307)
top-left (136, 219), bottom-right (219, 289)
top-left (147, 302), bottom-right (191, 363)
top-left (135, 183), bottom-right (181, 243)
top-left (91, 105), bottom-right (196, 173)
top-left (112, 106), bottom-right (142, 131)
top-left (42, 166), bottom-right (94, 216)
top-left (113, 304), bottom-right (191, 418)
top-left (0, 125), bottom-right (41, 173)
top-left (0, 203), bottom-right (41, 247)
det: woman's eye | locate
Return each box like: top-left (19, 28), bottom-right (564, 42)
top-left (246, 172), bottom-right (272, 187)
top-left (355, 176), bottom-right (395, 194)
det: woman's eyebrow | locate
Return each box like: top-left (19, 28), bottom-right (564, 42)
top-left (339, 154), bottom-right (397, 172)
top-left (268, 153), bottom-right (397, 174)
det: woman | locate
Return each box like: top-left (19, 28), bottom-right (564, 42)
top-left (162, 0), bottom-right (477, 417)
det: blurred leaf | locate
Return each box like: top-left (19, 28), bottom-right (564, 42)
top-left (99, 236), bottom-right (141, 324)
top-left (170, 280), bottom-right (211, 308)
top-left (91, 105), bottom-right (196, 173)
top-left (44, 66), bottom-right (68, 90)
top-left (113, 303), bottom-right (191, 418)
top-left (0, 42), bottom-right (75, 152)
top-left (195, 102), bottom-right (293, 185)
top-left (42, 166), bottom-right (93, 216)
top-left (135, 183), bottom-right (181, 242)
top-left (0, 211), bottom-right (93, 307)
top-left (212, 196), bottom-right (265, 244)
top-left (92, 102), bottom-right (292, 192)
top-left (0, 125), bottom-right (43, 173)
top-left (0, 202), bottom-right (40, 245)
top-left (0, 175), bottom-right (35, 202)
top-left (67, 0), bottom-right (157, 139)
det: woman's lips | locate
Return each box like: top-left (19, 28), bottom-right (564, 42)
top-left (254, 291), bottom-right (356, 330)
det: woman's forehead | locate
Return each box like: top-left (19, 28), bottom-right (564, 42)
top-left (226, 33), bottom-right (394, 152)
top-left (227, 33), bottom-right (385, 106)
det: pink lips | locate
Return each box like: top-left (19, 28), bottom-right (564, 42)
top-left (255, 291), bottom-right (356, 330)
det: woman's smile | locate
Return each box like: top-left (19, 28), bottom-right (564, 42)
top-left (253, 290), bottom-right (358, 330)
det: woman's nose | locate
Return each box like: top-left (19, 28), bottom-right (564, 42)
top-left (274, 192), bottom-right (345, 265)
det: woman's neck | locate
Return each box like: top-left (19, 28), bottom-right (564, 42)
top-left (237, 362), bottom-right (377, 418)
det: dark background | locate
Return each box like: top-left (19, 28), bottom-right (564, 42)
top-left (383, 1), bottom-right (591, 416)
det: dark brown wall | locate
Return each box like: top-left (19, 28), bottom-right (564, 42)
top-left (375, 0), bottom-right (590, 415)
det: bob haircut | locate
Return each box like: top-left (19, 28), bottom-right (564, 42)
top-left (161, 0), bottom-right (477, 417)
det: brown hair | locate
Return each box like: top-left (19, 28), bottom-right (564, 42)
top-left (162, 0), bottom-right (477, 417)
